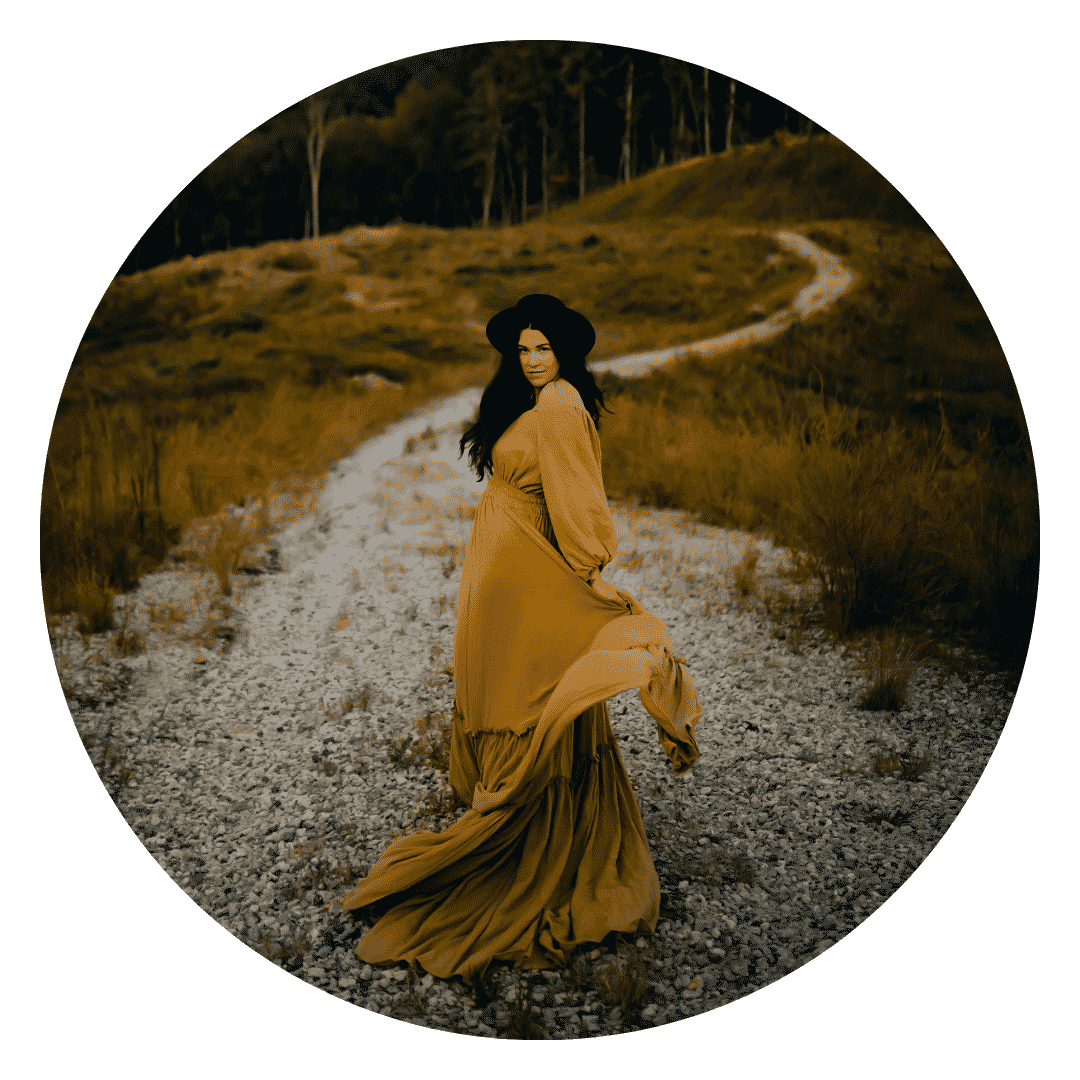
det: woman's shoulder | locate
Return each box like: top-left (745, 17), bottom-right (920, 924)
top-left (536, 378), bottom-right (585, 410)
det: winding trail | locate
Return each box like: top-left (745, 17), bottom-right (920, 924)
top-left (323, 228), bottom-right (856, 528)
top-left (590, 230), bottom-right (854, 379)
top-left (270, 229), bottom-right (855, 659)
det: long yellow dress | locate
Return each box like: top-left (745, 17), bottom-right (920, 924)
top-left (341, 378), bottom-right (700, 981)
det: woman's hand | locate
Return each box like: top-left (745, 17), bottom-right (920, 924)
top-left (590, 575), bottom-right (623, 605)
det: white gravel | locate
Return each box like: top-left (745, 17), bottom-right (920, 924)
top-left (53, 392), bottom-right (1013, 1039)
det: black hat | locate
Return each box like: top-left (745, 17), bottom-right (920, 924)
top-left (485, 294), bottom-right (596, 358)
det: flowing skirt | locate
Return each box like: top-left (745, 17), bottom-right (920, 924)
top-left (341, 476), bottom-right (699, 981)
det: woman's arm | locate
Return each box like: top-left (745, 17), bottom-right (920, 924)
top-left (535, 382), bottom-right (618, 584)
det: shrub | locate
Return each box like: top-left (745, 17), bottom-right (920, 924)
top-left (42, 362), bottom-right (489, 623)
top-left (601, 376), bottom-right (1037, 653)
top-left (325, 686), bottom-right (371, 723)
top-left (732, 542), bottom-right (761, 597)
top-left (500, 974), bottom-right (550, 1039)
top-left (595, 943), bottom-right (651, 1018)
top-left (75, 572), bottom-right (115, 636)
top-left (857, 628), bottom-right (923, 710)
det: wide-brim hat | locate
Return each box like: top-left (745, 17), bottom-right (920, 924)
top-left (485, 294), bottom-right (596, 358)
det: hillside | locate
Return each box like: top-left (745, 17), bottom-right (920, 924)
top-left (45, 133), bottom-right (1031, 658)
top-left (554, 133), bottom-right (928, 230)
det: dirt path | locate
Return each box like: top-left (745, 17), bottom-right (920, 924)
top-left (589, 230), bottom-right (854, 379)
top-left (300, 226), bottom-right (855, 540)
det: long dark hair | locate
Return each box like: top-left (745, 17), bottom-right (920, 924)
top-left (459, 334), bottom-right (609, 481)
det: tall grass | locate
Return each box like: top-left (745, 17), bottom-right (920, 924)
top-left (600, 381), bottom-right (1038, 663)
top-left (42, 363), bottom-right (487, 619)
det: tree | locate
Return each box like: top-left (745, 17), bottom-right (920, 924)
top-left (519, 42), bottom-right (567, 216)
top-left (726, 78), bottom-right (736, 153)
top-left (453, 45), bottom-right (521, 227)
top-left (659, 56), bottom-right (696, 163)
top-left (290, 76), bottom-right (382, 237)
top-left (618, 54), bottom-right (635, 184)
top-left (703, 67), bottom-right (711, 155)
top-left (559, 43), bottom-right (611, 201)
top-left (303, 96), bottom-right (331, 238)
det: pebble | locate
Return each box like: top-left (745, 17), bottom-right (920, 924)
top-left (55, 392), bottom-right (1015, 1040)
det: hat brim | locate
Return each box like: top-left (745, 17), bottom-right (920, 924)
top-left (486, 295), bottom-right (596, 357)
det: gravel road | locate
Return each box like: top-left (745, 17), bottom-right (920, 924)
top-left (53, 391), bottom-right (1012, 1039)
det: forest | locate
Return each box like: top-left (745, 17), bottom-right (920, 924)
top-left (120, 41), bottom-right (864, 274)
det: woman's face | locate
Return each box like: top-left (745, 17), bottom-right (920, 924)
top-left (518, 328), bottom-right (559, 393)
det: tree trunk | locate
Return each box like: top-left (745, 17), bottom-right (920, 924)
top-left (677, 104), bottom-right (686, 162)
top-left (578, 81), bottom-right (586, 201)
top-left (685, 65), bottom-right (702, 155)
top-left (726, 78), bottom-right (736, 153)
top-left (541, 115), bottom-right (549, 216)
top-left (703, 68), bottom-right (710, 155)
top-left (520, 156), bottom-right (528, 224)
top-left (497, 156), bottom-right (508, 225)
top-left (305, 98), bottom-right (327, 239)
top-left (502, 135), bottom-right (517, 224)
top-left (481, 148), bottom-right (495, 228)
top-left (620, 57), bottom-right (634, 184)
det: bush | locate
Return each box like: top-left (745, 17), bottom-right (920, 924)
top-left (601, 381), bottom-right (1038, 655)
top-left (857, 628), bottom-right (923, 710)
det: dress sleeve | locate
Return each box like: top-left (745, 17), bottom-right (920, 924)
top-left (535, 391), bottom-right (618, 583)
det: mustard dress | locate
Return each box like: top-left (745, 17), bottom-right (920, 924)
top-left (341, 378), bottom-right (701, 981)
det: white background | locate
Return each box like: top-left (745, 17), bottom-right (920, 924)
top-left (4, 2), bottom-right (1075, 1075)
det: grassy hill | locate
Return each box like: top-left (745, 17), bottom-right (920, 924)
top-left (44, 132), bottom-right (1036, 664)
top-left (555, 132), bottom-right (928, 229)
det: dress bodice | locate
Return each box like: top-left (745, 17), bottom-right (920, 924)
top-left (489, 379), bottom-right (618, 583)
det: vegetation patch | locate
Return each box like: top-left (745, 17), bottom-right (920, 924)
top-left (856, 628), bottom-right (923, 710)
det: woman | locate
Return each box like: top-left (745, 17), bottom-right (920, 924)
top-left (342, 294), bottom-right (700, 982)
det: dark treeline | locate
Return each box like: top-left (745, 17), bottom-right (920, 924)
top-left (120, 42), bottom-right (827, 274)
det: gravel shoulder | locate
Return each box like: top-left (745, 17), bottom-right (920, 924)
top-left (53, 393), bottom-right (1013, 1039)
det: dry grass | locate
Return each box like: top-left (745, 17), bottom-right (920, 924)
top-left (870, 752), bottom-right (901, 777)
top-left (80, 728), bottom-right (134, 799)
top-left (278, 837), bottom-right (359, 899)
top-left (898, 749), bottom-right (934, 781)
top-left (178, 501), bottom-right (271, 597)
top-left (75, 573), bottom-right (115, 636)
top-left (498, 973), bottom-right (550, 1040)
top-left (385, 707), bottom-right (455, 775)
top-left (43, 362), bottom-right (489, 626)
top-left (417, 781), bottom-right (470, 825)
top-left (594, 942), bottom-right (651, 1018)
top-left (856, 628), bottom-right (923, 710)
top-left (193, 597), bottom-right (236, 654)
top-left (255, 936), bottom-right (311, 965)
top-left (146, 597), bottom-right (189, 637)
top-left (113, 603), bottom-right (145, 656)
top-left (732, 542), bottom-right (762, 597)
top-left (601, 374), bottom-right (1036, 657)
top-left (325, 686), bottom-right (372, 723)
